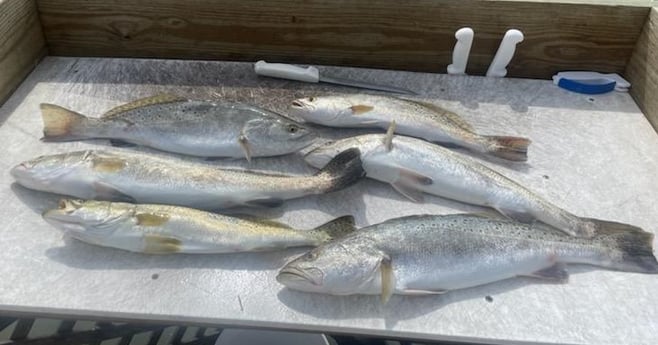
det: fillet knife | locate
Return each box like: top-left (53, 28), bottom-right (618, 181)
top-left (254, 60), bottom-right (417, 95)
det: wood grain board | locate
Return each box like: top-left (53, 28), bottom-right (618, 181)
top-left (35, 0), bottom-right (649, 79)
top-left (626, 7), bottom-right (658, 132)
top-left (0, 0), bottom-right (47, 105)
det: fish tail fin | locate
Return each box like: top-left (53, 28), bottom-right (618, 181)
top-left (484, 136), bottom-right (531, 161)
top-left (40, 103), bottom-right (90, 141)
top-left (315, 148), bottom-right (365, 193)
top-left (587, 218), bottom-right (658, 273)
top-left (310, 215), bottom-right (356, 243)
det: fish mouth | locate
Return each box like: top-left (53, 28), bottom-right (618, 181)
top-left (42, 199), bottom-right (86, 227)
top-left (10, 163), bottom-right (31, 180)
top-left (42, 209), bottom-right (87, 232)
top-left (277, 266), bottom-right (323, 286)
top-left (290, 99), bottom-right (315, 112)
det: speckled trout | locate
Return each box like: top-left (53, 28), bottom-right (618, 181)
top-left (43, 199), bottom-right (355, 254)
top-left (290, 94), bottom-right (530, 161)
top-left (278, 214), bottom-right (658, 302)
top-left (41, 94), bottom-right (316, 160)
top-left (305, 134), bottom-right (634, 237)
top-left (11, 148), bottom-right (364, 210)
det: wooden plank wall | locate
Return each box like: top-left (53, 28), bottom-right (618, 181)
top-left (626, 7), bottom-right (658, 131)
top-left (0, 0), bottom-right (47, 104)
top-left (35, 0), bottom-right (649, 79)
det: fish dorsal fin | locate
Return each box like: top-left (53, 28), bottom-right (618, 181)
top-left (400, 98), bottom-right (474, 132)
top-left (102, 94), bottom-right (187, 118)
top-left (464, 211), bottom-right (507, 220)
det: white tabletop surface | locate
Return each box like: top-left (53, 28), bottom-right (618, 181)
top-left (1, 57), bottom-right (657, 345)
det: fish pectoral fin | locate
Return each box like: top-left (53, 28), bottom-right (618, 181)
top-left (391, 181), bottom-right (425, 203)
top-left (495, 207), bottom-right (535, 223)
top-left (349, 104), bottom-right (374, 115)
top-left (382, 121), bottom-right (396, 151)
top-left (237, 216), bottom-right (292, 229)
top-left (244, 197), bottom-right (284, 208)
top-left (135, 212), bottom-right (170, 226)
top-left (143, 234), bottom-right (182, 254)
top-left (390, 168), bottom-right (432, 203)
top-left (399, 288), bottom-right (448, 295)
top-left (520, 263), bottom-right (569, 283)
top-left (102, 94), bottom-right (186, 118)
top-left (380, 255), bottom-right (395, 304)
top-left (93, 182), bottom-right (135, 203)
top-left (109, 139), bottom-right (137, 147)
top-left (91, 156), bottom-right (127, 173)
top-left (238, 133), bottom-right (252, 162)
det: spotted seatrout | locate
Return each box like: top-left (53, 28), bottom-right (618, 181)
top-left (43, 199), bottom-right (355, 254)
top-left (11, 148), bottom-right (364, 210)
top-left (41, 94), bottom-right (316, 160)
top-left (306, 134), bottom-right (638, 238)
top-left (290, 94), bottom-right (530, 161)
top-left (278, 214), bottom-right (658, 302)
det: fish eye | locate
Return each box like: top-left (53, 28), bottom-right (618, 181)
top-left (287, 124), bottom-right (300, 134)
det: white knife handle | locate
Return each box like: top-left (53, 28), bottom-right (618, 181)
top-left (486, 29), bottom-right (524, 78)
top-left (254, 61), bottom-right (320, 83)
top-left (447, 27), bottom-right (474, 75)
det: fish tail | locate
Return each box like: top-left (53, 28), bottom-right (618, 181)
top-left (309, 215), bottom-right (357, 243)
top-left (40, 103), bottom-right (90, 141)
top-left (587, 218), bottom-right (658, 273)
top-left (315, 148), bottom-right (365, 193)
top-left (484, 136), bottom-right (531, 161)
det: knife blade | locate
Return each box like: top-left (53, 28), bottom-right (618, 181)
top-left (254, 60), bottom-right (417, 95)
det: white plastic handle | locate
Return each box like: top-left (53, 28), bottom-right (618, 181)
top-left (486, 29), bottom-right (524, 78)
top-left (447, 27), bottom-right (474, 75)
top-left (254, 61), bottom-right (320, 83)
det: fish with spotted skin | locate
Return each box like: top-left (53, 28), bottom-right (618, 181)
top-left (10, 148), bottom-right (364, 210)
top-left (40, 94), bottom-right (316, 160)
top-left (290, 94), bottom-right (530, 161)
top-left (305, 134), bottom-right (638, 238)
top-left (43, 199), bottom-right (356, 254)
top-left (277, 214), bottom-right (658, 303)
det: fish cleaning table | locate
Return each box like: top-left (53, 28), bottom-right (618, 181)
top-left (1, 57), bottom-right (657, 345)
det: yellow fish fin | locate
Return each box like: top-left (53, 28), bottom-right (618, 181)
top-left (350, 105), bottom-right (374, 115)
top-left (102, 94), bottom-right (187, 118)
top-left (136, 212), bottom-right (170, 226)
top-left (143, 235), bottom-right (181, 254)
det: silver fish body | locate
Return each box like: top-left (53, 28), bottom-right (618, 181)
top-left (43, 199), bottom-right (355, 254)
top-left (290, 94), bottom-right (529, 161)
top-left (278, 214), bottom-right (658, 300)
top-left (306, 134), bottom-right (625, 237)
top-left (11, 148), bottom-right (364, 210)
top-left (41, 95), bottom-right (316, 159)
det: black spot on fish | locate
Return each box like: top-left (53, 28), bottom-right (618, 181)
top-left (151, 273), bottom-right (159, 280)
top-left (485, 295), bottom-right (493, 302)
top-left (543, 175), bottom-right (549, 179)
